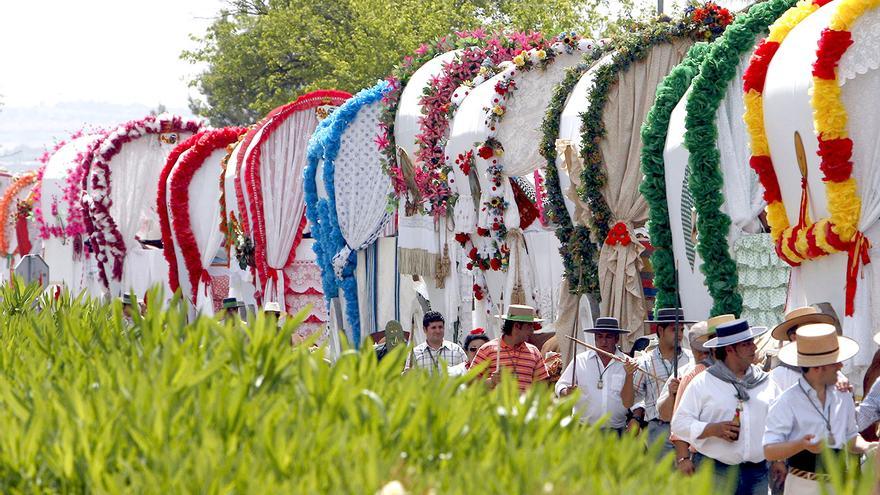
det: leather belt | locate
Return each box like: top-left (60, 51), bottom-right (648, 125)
top-left (789, 467), bottom-right (830, 482)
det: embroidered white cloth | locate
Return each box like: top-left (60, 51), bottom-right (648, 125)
top-left (249, 109), bottom-right (318, 306)
top-left (332, 99), bottom-right (391, 270)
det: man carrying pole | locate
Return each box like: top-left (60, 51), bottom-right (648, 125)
top-left (622, 308), bottom-right (694, 458)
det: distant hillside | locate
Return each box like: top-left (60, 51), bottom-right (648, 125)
top-left (0, 101), bottom-right (195, 171)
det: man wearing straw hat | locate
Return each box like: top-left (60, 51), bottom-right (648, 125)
top-left (767, 306), bottom-right (845, 392)
top-left (621, 308), bottom-right (694, 456)
top-left (672, 319), bottom-right (781, 494)
top-left (555, 317), bottom-right (630, 433)
top-left (471, 304), bottom-right (548, 392)
top-left (764, 323), bottom-right (876, 494)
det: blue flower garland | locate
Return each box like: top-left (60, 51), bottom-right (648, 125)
top-left (305, 81), bottom-right (390, 347)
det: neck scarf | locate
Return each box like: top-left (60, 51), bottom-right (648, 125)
top-left (706, 359), bottom-right (768, 401)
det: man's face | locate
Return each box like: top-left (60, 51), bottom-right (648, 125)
top-left (512, 322), bottom-right (536, 341)
top-left (658, 324), bottom-right (685, 348)
top-left (594, 331), bottom-right (619, 354)
top-left (122, 304), bottom-right (133, 318)
top-left (728, 338), bottom-right (757, 364)
top-left (787, 328), bottom-right (798, 342)
top-left (424, 321), bottom-right (445, 344)
top-left (815, 362), bottom-right (842, 385)
top-left (466, 338), bottom-right (489, 362)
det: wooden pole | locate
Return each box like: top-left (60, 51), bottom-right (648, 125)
top-left (565, 335), bottom-right (663, 382)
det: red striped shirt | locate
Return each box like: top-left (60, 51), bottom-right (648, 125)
top-left (472, 337), bottom-right (548, 392)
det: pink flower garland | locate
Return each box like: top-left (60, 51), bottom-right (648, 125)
top-left (82, 114), bottom-right (202, 288)
top-left (158, 132), bottom-right (204, 294)
top-left (244, 90), bottom-right (350, 307)
top-left (414, 32), bottom-right (547, 218)
top-left (32, 128), bottom-right (99, 241)
top-left (167, 127), bottom-right (245, 303)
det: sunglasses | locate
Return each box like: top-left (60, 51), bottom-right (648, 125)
top-left (468, 347), bottom-right (481, 352)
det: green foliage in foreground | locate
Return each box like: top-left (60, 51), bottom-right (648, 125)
top-left (0, 282), bottom-right (872, 493)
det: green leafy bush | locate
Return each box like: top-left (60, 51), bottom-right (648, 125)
top-left (0, 282), bottom-right (871, 493)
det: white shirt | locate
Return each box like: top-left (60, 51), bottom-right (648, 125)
top-left (764, 377), bottom-right (858, 450)
top-left (555, 350), bottom-right (629, 428)
top-left (672, 370), bottom-right (781, 465)
top-left (770, 365), bottom-right (847, 393)
top-left (633, 347), bottom-right (693, 421)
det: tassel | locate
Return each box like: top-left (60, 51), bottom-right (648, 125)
top-left (434, 244), bottom-right (449, 289)
top-left (510, 282), bottom-right (526, 305)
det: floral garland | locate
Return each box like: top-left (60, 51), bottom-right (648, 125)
top-left (305, 116), bottom-right (339, 302)
top-left (413, 31), bottom-right (548, 218)
top-left (579, 6), bottom-right (734, 258)
top-left (158, 132), bottom-right (204, 294)
top-left (459, 35), bottom-right (605, 289)
top-left (32, 129), bottom-right (101, 242)
top-left (684, 0), bottom-right (798, 316)
top-left (743, 0), bottom-right (834, 266)
top-left (218, 131), bottom-right (248, 264)
top-left (82, 114), bottom-right (202, 288)
top-left (305, 82), bottom-right (390, 345)
top-left (168, 127), bottom-right (246, 304)
top-left (378, 29), bottom-right (525, 205)
top-left (0, 172), bottom-right (38, 255)
top-left (244, 90), bottom-right (349, 305)
top-left (639, 42), bottom-right (710, 311)
top-left (810, 0), bottom-right (879, 314)
top-left (539, 62), bottom-right (600, 295)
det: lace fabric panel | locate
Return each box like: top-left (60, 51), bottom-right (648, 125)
top-left (839, 7), bottom-right (880, 84)
top-left (717, 44), bottom-right (765, 238)
top-left (334, 101), bottom-right (391, 251)
top-left (497, 51), bottom-right (584, 178)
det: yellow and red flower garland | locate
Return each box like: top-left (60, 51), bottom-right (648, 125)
top-left (744, 0), bottom-right (874, 315)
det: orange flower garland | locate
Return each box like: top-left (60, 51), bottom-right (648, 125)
top-left (0, 172), bottom-right (38, 254)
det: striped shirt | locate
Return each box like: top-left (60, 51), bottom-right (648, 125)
top-left (405, 341), bottom-right (467, 375)
top-left (633, 347), bottom-right (693, 421)
top-left (471, 337), bottom-right (549, 392)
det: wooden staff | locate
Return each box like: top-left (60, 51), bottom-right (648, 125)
top-left (565, 335), bottom-right (663, 382)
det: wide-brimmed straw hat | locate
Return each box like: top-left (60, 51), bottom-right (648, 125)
top-left (690, 314), bottom-right (736, 352)
top-left (495, 304), bottom-right (544, 323)
top-left (771, 307), bottom-right (836, 342)
top-left (703, 319), bottom-right (769, 348)
top-left (584, 317), bottom-right (630, 334)
top-left (778, 323), bottom-right (859, 367)
top-left (644, 307), bottom-right (697, 325)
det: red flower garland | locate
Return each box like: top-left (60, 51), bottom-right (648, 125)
top-left (168, 127), bottom-right (246, 304)
top-left (243, 90), bottom-right (350, 307)
top-left (82, 115), bottom-right (202, 288)
top-left (157, 132), bottom-right (204, 294)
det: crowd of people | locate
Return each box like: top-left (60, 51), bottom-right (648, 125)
top-left (400, 302), bottom-right (880, 495)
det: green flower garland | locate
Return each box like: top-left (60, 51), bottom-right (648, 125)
top-left (639, 42), bottom-right (710, 312)
top-left (684, 0), bottom-right (797, 316)
top-left (539, 61), bottom-right (599, 295)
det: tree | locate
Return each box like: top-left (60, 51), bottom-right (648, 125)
top-left (183, 0), bottom-right (634, 126)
